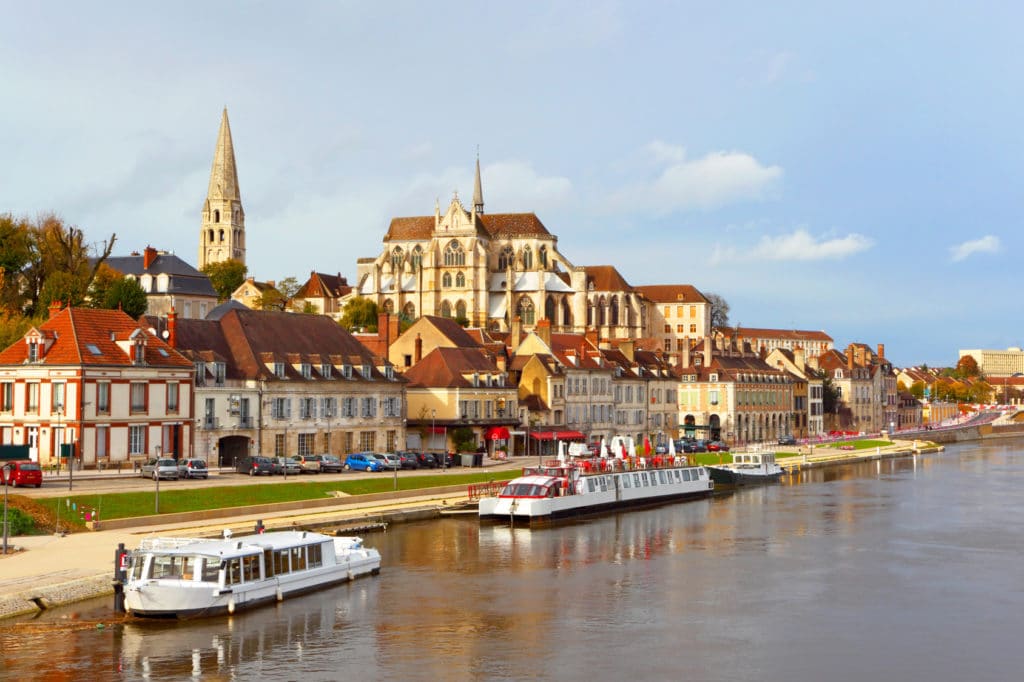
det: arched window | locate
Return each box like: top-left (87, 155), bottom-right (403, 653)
top-left (597, 296), bottom-right (607, 326)
top-left (545, 296), bottom-right (556, 322)
top-left (403, 302), bottom-right (416, 319)
top-left (610, 296), bottom-right (619, 326)
top-left (455, 300), bottom-right (467, 321)
top-left (539, 245), bottom-right (548, 268)
top-left (214, 209), bottom-right (220, 223)
top-left (391, 247), bottom-right (404, 269)
top-left (561, 298), bottom-right (571, 327)
top-left (382, 299), bottom-right (394, 313)
top-left (218, 229), bottom-right (225, 242)
top-left (499, 245), bottom-right (514, 270)
top-left (444, 240), bottom-right (465, 266)
top-left (516, 297), bottom-right (535, 325)
top-left (587, 301), bottom-right (594, 327)
top-left (442, 272), bottom-right (452, 288)
top-left (207, 229), bottom-right (214, 242)
top-left (411, 246), bottom-right (422, 270)
top-left (440, 301), bottom-right (453, 318)
top-left (522, 246), bottom-right (533, 270)
top-left (455, 271), bottom-right (466, 287)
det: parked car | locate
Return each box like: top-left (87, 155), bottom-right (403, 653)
top-left (141, 457), bottom-right (179, 480)
top-left (270, 456), bottom-right (302, 475)
top-left (396, 451), bottom-right (420, 469)
top-left (1, 460), bottom-right (42, 488)
top-left (177, 458), bottom-right (209, 479)
top-left (706, 440), bottom-right (730, 452)
top-left (372, 453), bottom-right (401, 470)
top-left (319, 454), bottom-right (344, 473)
top-left (344, 452), bottom-right (383, 472)
top-left (415, 452), bottom-right (438, 469)
top-left (293, 454), bottom-right (323, 473)
top-left (778, 435), bottom-right (798, 446)
top-left (236, 455), bottom-right (273, 476)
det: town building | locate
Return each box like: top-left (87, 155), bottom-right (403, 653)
top-left (719, 326), bottom-right (834, 357)
top-left (106, 246), bottom-right (218, 319)
top-left (155, 306), bottom-right (405, 467)
top-left (766, 347), bottom-right (823, 438)
top-left (958, 347), bottom-right (1024, 377)
top-left (0, 304), bottom-right (194, 468)
top-left (231, 277), bottom-right (281, 310)
top-left (634, 284), bottom-right (711, 358)
top-left (198, 108), bottom-right (246, 270)
top-left (291, 272), bottom-right (353, 318)
top-left (896, 392), bottom-right (923, 431)
top-left (354, 158), bottom-right (643, 338)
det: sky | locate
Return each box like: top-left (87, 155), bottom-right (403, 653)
top-left (2, 1), bottom-right (1021, 368)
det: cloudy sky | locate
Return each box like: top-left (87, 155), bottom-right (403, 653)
top-left (2, 2), bottom-right (1021, 367)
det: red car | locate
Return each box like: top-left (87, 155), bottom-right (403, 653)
top-left (1, 460), bottom-right (43, 488)
top-left (706, 441), bottom-right (731, 452)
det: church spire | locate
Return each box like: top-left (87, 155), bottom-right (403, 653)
top-left (208, 107), bottom-right (240, 202)
top-left (472, 151), bottom-right (484, 215)
top-left (199, 108), bottom-right (246, 270)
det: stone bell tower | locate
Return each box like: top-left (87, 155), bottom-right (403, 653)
top-left (198, 108), bottom-right (245, 270)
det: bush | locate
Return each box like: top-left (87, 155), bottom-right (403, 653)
top-left (4, 508), bottom-right (37, 536)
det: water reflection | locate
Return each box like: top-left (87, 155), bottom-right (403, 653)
top-left (4, 442), bottom-right (1024, 681)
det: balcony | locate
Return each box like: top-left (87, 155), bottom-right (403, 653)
top-left (238, 416), bottom-right (253, 428)
top-left (202, 416), bottom-right (219, 429)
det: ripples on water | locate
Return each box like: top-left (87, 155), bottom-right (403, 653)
top-left (3, 441), bottom-right (1024, 681)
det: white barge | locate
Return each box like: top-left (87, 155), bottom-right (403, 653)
top-left (478, 461), bottom-right (714, 523)
top-left (124, 530), bottom-right (381, 619)
top-left (706, 450), bottom-right (783, 486)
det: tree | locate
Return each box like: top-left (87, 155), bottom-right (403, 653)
top-left (39, 271), bottom-right (88, 310)
top-left (254, 288), bottom-right (288, 311)
top-left (0, 311), bottom-right (32, 351)
top-left (821, 375), bottom-right (841, 415)
top-left (339, 296), bottom-right (378, 331)
top-left (705, 292), bottom-right (730, 331)
top-left (201, 259), bottom-right (247, 301)
top-left (102, 277), bottom-right (149, 318)
top-left (909, 380), bottom-right (926, 399)
top-left (87, 262), bottom-right (122, 308)
top-left (954, 354), bottom-right (982, 379)
top-left (0, 213), bottom-right (33, 314)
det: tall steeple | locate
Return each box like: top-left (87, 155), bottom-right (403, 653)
top-left (199, 108), bottom-right (246, 270)
top-left (472, 151), bottom-right (484, 215)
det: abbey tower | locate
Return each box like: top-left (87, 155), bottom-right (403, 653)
top-left (198, 108), bottom-right (246, 269)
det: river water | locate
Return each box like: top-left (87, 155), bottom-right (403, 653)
top-left (2, 440), bottom-right (1023, 681)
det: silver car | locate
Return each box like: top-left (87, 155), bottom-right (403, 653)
top-left (141, 457), bottom-right (179, 480)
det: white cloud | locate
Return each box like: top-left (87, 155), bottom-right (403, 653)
top-left (949, 235), bottom-right (1000, 262)
top-left (709, 228), bottom-right (874, 265)
top-left (606, 143), bottom-right (782, 214)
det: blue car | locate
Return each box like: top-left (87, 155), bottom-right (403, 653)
top-left (344, 452), bottom-right (383, 472)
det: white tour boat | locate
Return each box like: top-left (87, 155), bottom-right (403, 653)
top-left (124, 530), bottom-right (381, 619)
top-left (706, 450), bottom-right (783, 486)
top-left (478, 459), bottom-right (714, 523)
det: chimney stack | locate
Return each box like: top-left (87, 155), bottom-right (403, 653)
top-left (847, 352), bottom-right (855, 371)
top-left (759, 344), bottom-right (767, 361)
top-left (794, 345), bottom-right (805, 372)
top-left (620, 338), bottom-right (635, 362)
top-left (877, 343), bottom-right (885, 359)
top-left (511, 316), bottom-right (522, 352)
top-left (143, 246), bottom-right (158, 270)
top-left (703, 335), bottom-right (713, 367)
top-left (537, 318), bottom-right (552, 347)
top-left (585, 327), bottom-right (599, 349)
top-left (681, 337), bottom-right (691, 367)
top-left (167, 307), bottom-right (177, 348)
top-left (414, 333), bottom-right (423, 364)
top-left (48, 300), bottom-right (63, 319)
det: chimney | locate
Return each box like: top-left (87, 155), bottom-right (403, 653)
top-left (378, 312), bottom-right (389, 346)
top-left (389, 315), bottom-right (400, 347)
top-left (585, 327), bottom-right (599, 349)
top-left (267, 280), bottom-right (275, 289)
top-left (759, 344), bottom-right (767, 361)
top-left (511, 316), bottom-right (522, 352)
top-left (48, 300), bottom-right (63, 319)
top-left (536, 318), bottom-right (552, 347)
top-left (794, 345), bottom-right (805, 372)
top-left (703, 335), bottom-right (713, 367)
top-left (414, 333), bottom-right (423, 364)
top-left (167, 307), bottom-right (177, 348)
top-left (877, 343), bottom-right (885, 359)
top-left (143, 246), bottom-right (158, 270)
top-left (620, 338), bottom-right (635, 362)
top-left (847, 352), bottom-right (855, 371)
top-left (682, 337), bottom-right (691, 367)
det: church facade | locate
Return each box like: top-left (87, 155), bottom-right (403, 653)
top-left (355, 159), bottom-right (644, 339)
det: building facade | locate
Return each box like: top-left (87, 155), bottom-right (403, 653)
top-left (107, 246), bottom-right (218, 319)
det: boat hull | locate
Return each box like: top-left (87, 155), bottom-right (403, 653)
top-left (706, 466), bottom-right (783, 487)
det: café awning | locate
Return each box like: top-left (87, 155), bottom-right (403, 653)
top-left (485, 426), bottom-right (510, 440)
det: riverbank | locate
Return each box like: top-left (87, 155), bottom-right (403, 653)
top-left (0, 438), bottom-right (940, 621)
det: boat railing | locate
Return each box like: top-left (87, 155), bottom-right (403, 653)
top-left (468, 480), bottom-right (510, 501)
top-left (573, 455), bottom-right (697, 475)
top-left (138, 537), bottom-right (211, 551)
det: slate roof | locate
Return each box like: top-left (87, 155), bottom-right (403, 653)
top-left (106, 251), bottom-right (217, 297)
top-left (0, 307), bottom-right (191, 368)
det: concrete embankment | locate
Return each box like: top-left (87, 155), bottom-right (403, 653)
top-left (776, 440), bottom-right (942, 473)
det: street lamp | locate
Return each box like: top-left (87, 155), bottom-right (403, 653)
top-left (2, 463), bottom-right (10, 554)
top-left (154, 445), bottom-right (161, 514)
top-left (55, 403), bottom-right (71, 492)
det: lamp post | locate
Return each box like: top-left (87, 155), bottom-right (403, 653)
top-left (154, 445), bottom-right (161, 514)
top-left (56, 403), bottom-right (70, 492)
top-left (2, 463), bottom-right (10, 554)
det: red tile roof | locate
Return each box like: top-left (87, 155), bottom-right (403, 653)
top-left (0, 307), bottom-right (191, 368)
top-left (403, 347), bottom-right (503, 388)
top-left (584, 265), bottom-right (633, 292)
top-left (634, 284), bottom-right (708, 304)
top-left (294, 272), bottom-right (352, 299)
top-left (384, 213), bottom-right (552, 241)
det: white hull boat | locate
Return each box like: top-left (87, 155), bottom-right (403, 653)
top-left (124, 530), bottom-right (381, 619)
top-left (706, 450), bottom-right (783, 486)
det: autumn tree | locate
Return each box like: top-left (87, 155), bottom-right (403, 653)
top-left (339, 296), bottom-right (378, 331)
top-left (0, 214), bottom-right (33, 314)
top-left (705, 292), bottom-right (730, 331)
top-left (954, 354), bottom-right (982, 379)
top-left (201, 259), bottom-right (247, 301)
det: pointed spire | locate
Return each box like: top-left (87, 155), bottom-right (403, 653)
top-left (472, 150), bottom-right (484, 214)
top-left (207, 107), bottom-right (240, 202)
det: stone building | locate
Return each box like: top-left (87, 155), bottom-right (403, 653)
top-left (107, 246), bottom-right (218, 319)
top-left (198, 108), bottom-right (246, 270)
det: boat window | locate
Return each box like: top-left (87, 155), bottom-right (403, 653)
top-left (264, 549), bottom-right (275, 578)
top-left (674, 470), bottom-right (681, 483)
top-left (599, 477), bottom-right (608, 492)
top-left (633, 473), bottom-right (640, 487)
top-left (225, 558), bottom-right (242, 585)
top-left (200, 557), bottom-right (220, 583)
top-left (130, 554), bottom-right (146, 582)
top-left (587, 478), bottom-right (597, 493)
top-left (698, 467), bottom-right (706, 476)
top-left (242, 554), bottom-right (260, 582)
top-left (274, 549), bottom-right (289, 575)
top-left (650, 472), bottom-right (658, 486)
top-left (149, 554), bottom-right (188, 580)
top-left (659, 471), bottom-right (667, 484)
top-left (622, 475), bottom-right (631, 489)
top-left (290, 546), bottom-right (307, 571)
top-left (641, 472), bottom-right (649, 486)
top-left (683, 469), bottom-right (691, 481)
top-left (309, 543), bottom-right (323, 568)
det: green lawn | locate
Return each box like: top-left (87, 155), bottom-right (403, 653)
top-left (831, 439), bottom-right (892, 450)
top-left (37, 470), bottom-right (511, 528)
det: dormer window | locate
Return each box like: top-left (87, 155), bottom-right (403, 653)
top-left (301, 363), bottom-right (312, 379)
top-left (274, 362), bottom-right (286, 379)
top-left (472, 373), bottom-right (479, 387)
top-left (133, 336), bottom-right (146, 365)
top-left (342, 364), bottom-right (353, 379)
top-left (27, 341), bottom-right (38, 363)
top-left (321, 363), bottom-right (332, 378)
top-left (710, 374), bottom-right (718, 382)
top-left (194, 361), bottom-right (206, 387)
top-left (384, 366), bottom-right (395, 380)
top-left (214, 362), bottom-right (226, 386)
top-left (361, 363), bottom-right (372, 379)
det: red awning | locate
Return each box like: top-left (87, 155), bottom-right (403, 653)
top-left (485, 426), bottom-right (510, 440)
top-left (529, 431), bottom-right (555, 441)
top-left (555, 430), bottom-right (585, 440)
top-left (425, 426), bottom-right (446, 434)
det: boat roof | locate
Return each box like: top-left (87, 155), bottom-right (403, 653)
top-left (137, 530), bottom-right (333, 557)
top-left (506, 474), bottom-right (560, 487)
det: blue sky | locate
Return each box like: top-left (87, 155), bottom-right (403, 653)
top-left (2, 2), bottom-right (1021, 367)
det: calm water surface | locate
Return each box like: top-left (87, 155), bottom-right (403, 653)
top-left (2, 440), bottom-right (1023, 681)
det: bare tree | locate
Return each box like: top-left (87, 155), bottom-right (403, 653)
top-left (705, 291), bottom-right (730, 331)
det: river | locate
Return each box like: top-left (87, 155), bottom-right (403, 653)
top-left (2, 439), bottom-right (1023, 681)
